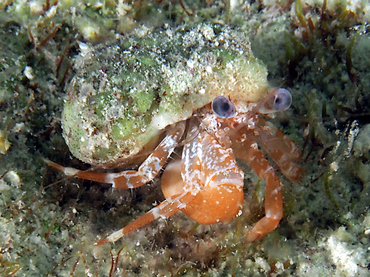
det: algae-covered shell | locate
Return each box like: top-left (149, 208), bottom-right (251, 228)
top-left (62, 24), bottom-right (268, 165)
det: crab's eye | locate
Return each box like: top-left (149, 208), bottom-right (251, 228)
top-left (273, 88), bottom-right (292, 111)
top-left (257, 88), bottom-right (292, 114)
top-left (212, 96), bottom-right (236, 118)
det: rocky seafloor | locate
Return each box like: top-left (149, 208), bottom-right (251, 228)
top-left (0, 0), bottom-right (370, 276)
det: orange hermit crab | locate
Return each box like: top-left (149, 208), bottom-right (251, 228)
top-left (46, 87), bottom-right (301, 246)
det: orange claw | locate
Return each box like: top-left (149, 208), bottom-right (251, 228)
top-left (95, 127), bottom-right (245, 245)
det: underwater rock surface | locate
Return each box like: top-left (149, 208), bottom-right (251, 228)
top-left (0, 0), bottom-right (370, 276)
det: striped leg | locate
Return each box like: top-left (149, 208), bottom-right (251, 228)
top-left (95, 190), bottom-right (195, 245)
top-left (45, 121), bottom-right (185, 189)
top-left (233, 138), bottom-right (283, 242)
top-left (96, 127), bottom-right (206, 246)
top-left (255, 118), bottom-right (302, 181)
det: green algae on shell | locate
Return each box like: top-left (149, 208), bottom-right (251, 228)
top-left (62, 24), bottom-right (268, 165)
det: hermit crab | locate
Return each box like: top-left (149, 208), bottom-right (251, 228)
top-left (46, 24), bottom-right (301, 245)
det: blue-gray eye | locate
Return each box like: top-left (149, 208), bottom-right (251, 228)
top-left (212, 96), bottom-right (235, 118)
top-left (273, 88), bottom-right (292, 111)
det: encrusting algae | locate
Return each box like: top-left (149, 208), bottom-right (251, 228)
top-left (62, 24), bottom-right (268, 165)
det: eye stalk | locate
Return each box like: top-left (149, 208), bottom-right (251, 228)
top-left (256, 88), bottom-right (292, 114)
top-left (212, 96), bottom-right (236, 118)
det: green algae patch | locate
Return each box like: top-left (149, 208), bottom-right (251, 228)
top-left (63, 24), bottom-right (268, 165)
